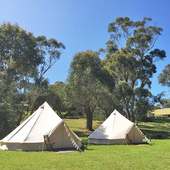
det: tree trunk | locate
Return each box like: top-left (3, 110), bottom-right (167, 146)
top-left (86, 107), bottom-right (93, 131)
top-left (126, 108), bottom-right (131, 120)
top-left (131, 111), bottom-right (136, 123)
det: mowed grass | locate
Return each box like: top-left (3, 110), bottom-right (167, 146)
top-left (0, 140), bottom-right (170, 170)
top-left (0, 118), bottom-right (170, 170)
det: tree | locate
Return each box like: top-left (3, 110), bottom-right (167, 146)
top-left (159, 64), bottom-right (170, 87)
top-left (67, 51), bottom-right (114, 130)
top-left (93, 83), bottom-right (115, 119)
top-left (48, 81), bottom-right (68, 117)
top-left (32, 88), bottom-right (64, 115)
top-left (103, 17), bottom-right (166, 121)
top-left (159, 98), bottom-right (170, 108)
top-left (0, 23), bottom-right (39, 135)
top-left (35, 36), bottom-right (65, 85)
top-left (0, 23), bottom-right (64, 137)
top-left (0, 79), bottom-right (21, 138)
top-left (25, 36), bottom-right (65, 113)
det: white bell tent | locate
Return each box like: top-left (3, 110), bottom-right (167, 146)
top-left (88, 110), bottom-right (148, 144)
top-left (0, 102), bottom-right (82, 151)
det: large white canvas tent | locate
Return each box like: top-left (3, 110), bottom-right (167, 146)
top-left (88, 110), bottom-right (148, 144)
top-left (0, 102), bottom-right (82, 151)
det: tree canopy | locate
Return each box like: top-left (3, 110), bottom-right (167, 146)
top-left (0, 17), bottom-right (168, 136)
top-left (159, 64), bottom-right (170, 87)
top-left (67, 51), bottom-right (114, 130)
top-left (102, 17), bottom-right (166, 121)
top-left (0, 23), bottom-right (64, 137)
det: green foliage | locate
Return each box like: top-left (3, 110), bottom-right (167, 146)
top-left (0, 23), bottom-right (64, 137)
top-left (103, 17), bottom-right (166, 121)
top-left (35, 36), bottom-right (65, 84)
top-left (159, 98), bottom-right (170, 108)
top-left (0, 17), bottom-right (168, 138)
top-left (159, 64), bottom-right (170, 87)
top-left (48, 81), bottom-right (68, 117)
top-left (67, 51), bottom-right (114, 130)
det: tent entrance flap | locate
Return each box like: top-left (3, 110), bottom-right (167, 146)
top-left (48, 121), bottom-right (82, 151)
top-left (43, 135), bottom-right (53, 151)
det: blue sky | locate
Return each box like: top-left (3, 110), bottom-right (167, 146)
top-left (0, 0), bottom-right (169, 97)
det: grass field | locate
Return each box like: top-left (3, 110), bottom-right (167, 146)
top-left (0, 118), bottom-right (170, 170)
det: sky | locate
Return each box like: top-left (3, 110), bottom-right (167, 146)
top-left (0, 0), bottom-right (169, 97)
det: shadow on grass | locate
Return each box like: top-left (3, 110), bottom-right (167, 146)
top-left (139, 118), bottom-right (170, 139)
top-left (74, 130), bottom-right (89, 137)
top-left (144, 117), bottom-right (170, 123)
top-left (141, 129), bottom-right (170, 139)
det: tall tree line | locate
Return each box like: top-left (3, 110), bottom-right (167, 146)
top-left (0, 17), bottom-right (168, 135)
top-left (65, 17), bottom-right (166, 129)
top-left (0, 23), bottom-right (65, 137)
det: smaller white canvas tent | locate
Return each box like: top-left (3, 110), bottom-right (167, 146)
top-left (88, 110), bottom-right (148, 144)
top-left (0, 102), bottom-right (82, 151)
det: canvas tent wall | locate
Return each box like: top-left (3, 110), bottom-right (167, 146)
top-left (0, 102), bottom-right (82, 151)
top-left (88, 110), bottom-right (148, 144)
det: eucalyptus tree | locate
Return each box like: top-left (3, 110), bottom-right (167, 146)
top-left (103, 17), bottom-right (166, 121)
top-left (159, 64), bottom-right (170, 87)
top-left (0, 23), bottom-right (64, 136)
top-left (67, 51), bottom-right (114, 130)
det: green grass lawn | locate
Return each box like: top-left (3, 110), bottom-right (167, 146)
top-left (0, 118), bottom-right (170, 170)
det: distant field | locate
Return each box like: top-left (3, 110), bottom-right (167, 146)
top-left (0, 118), bottom-right (170, 170)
